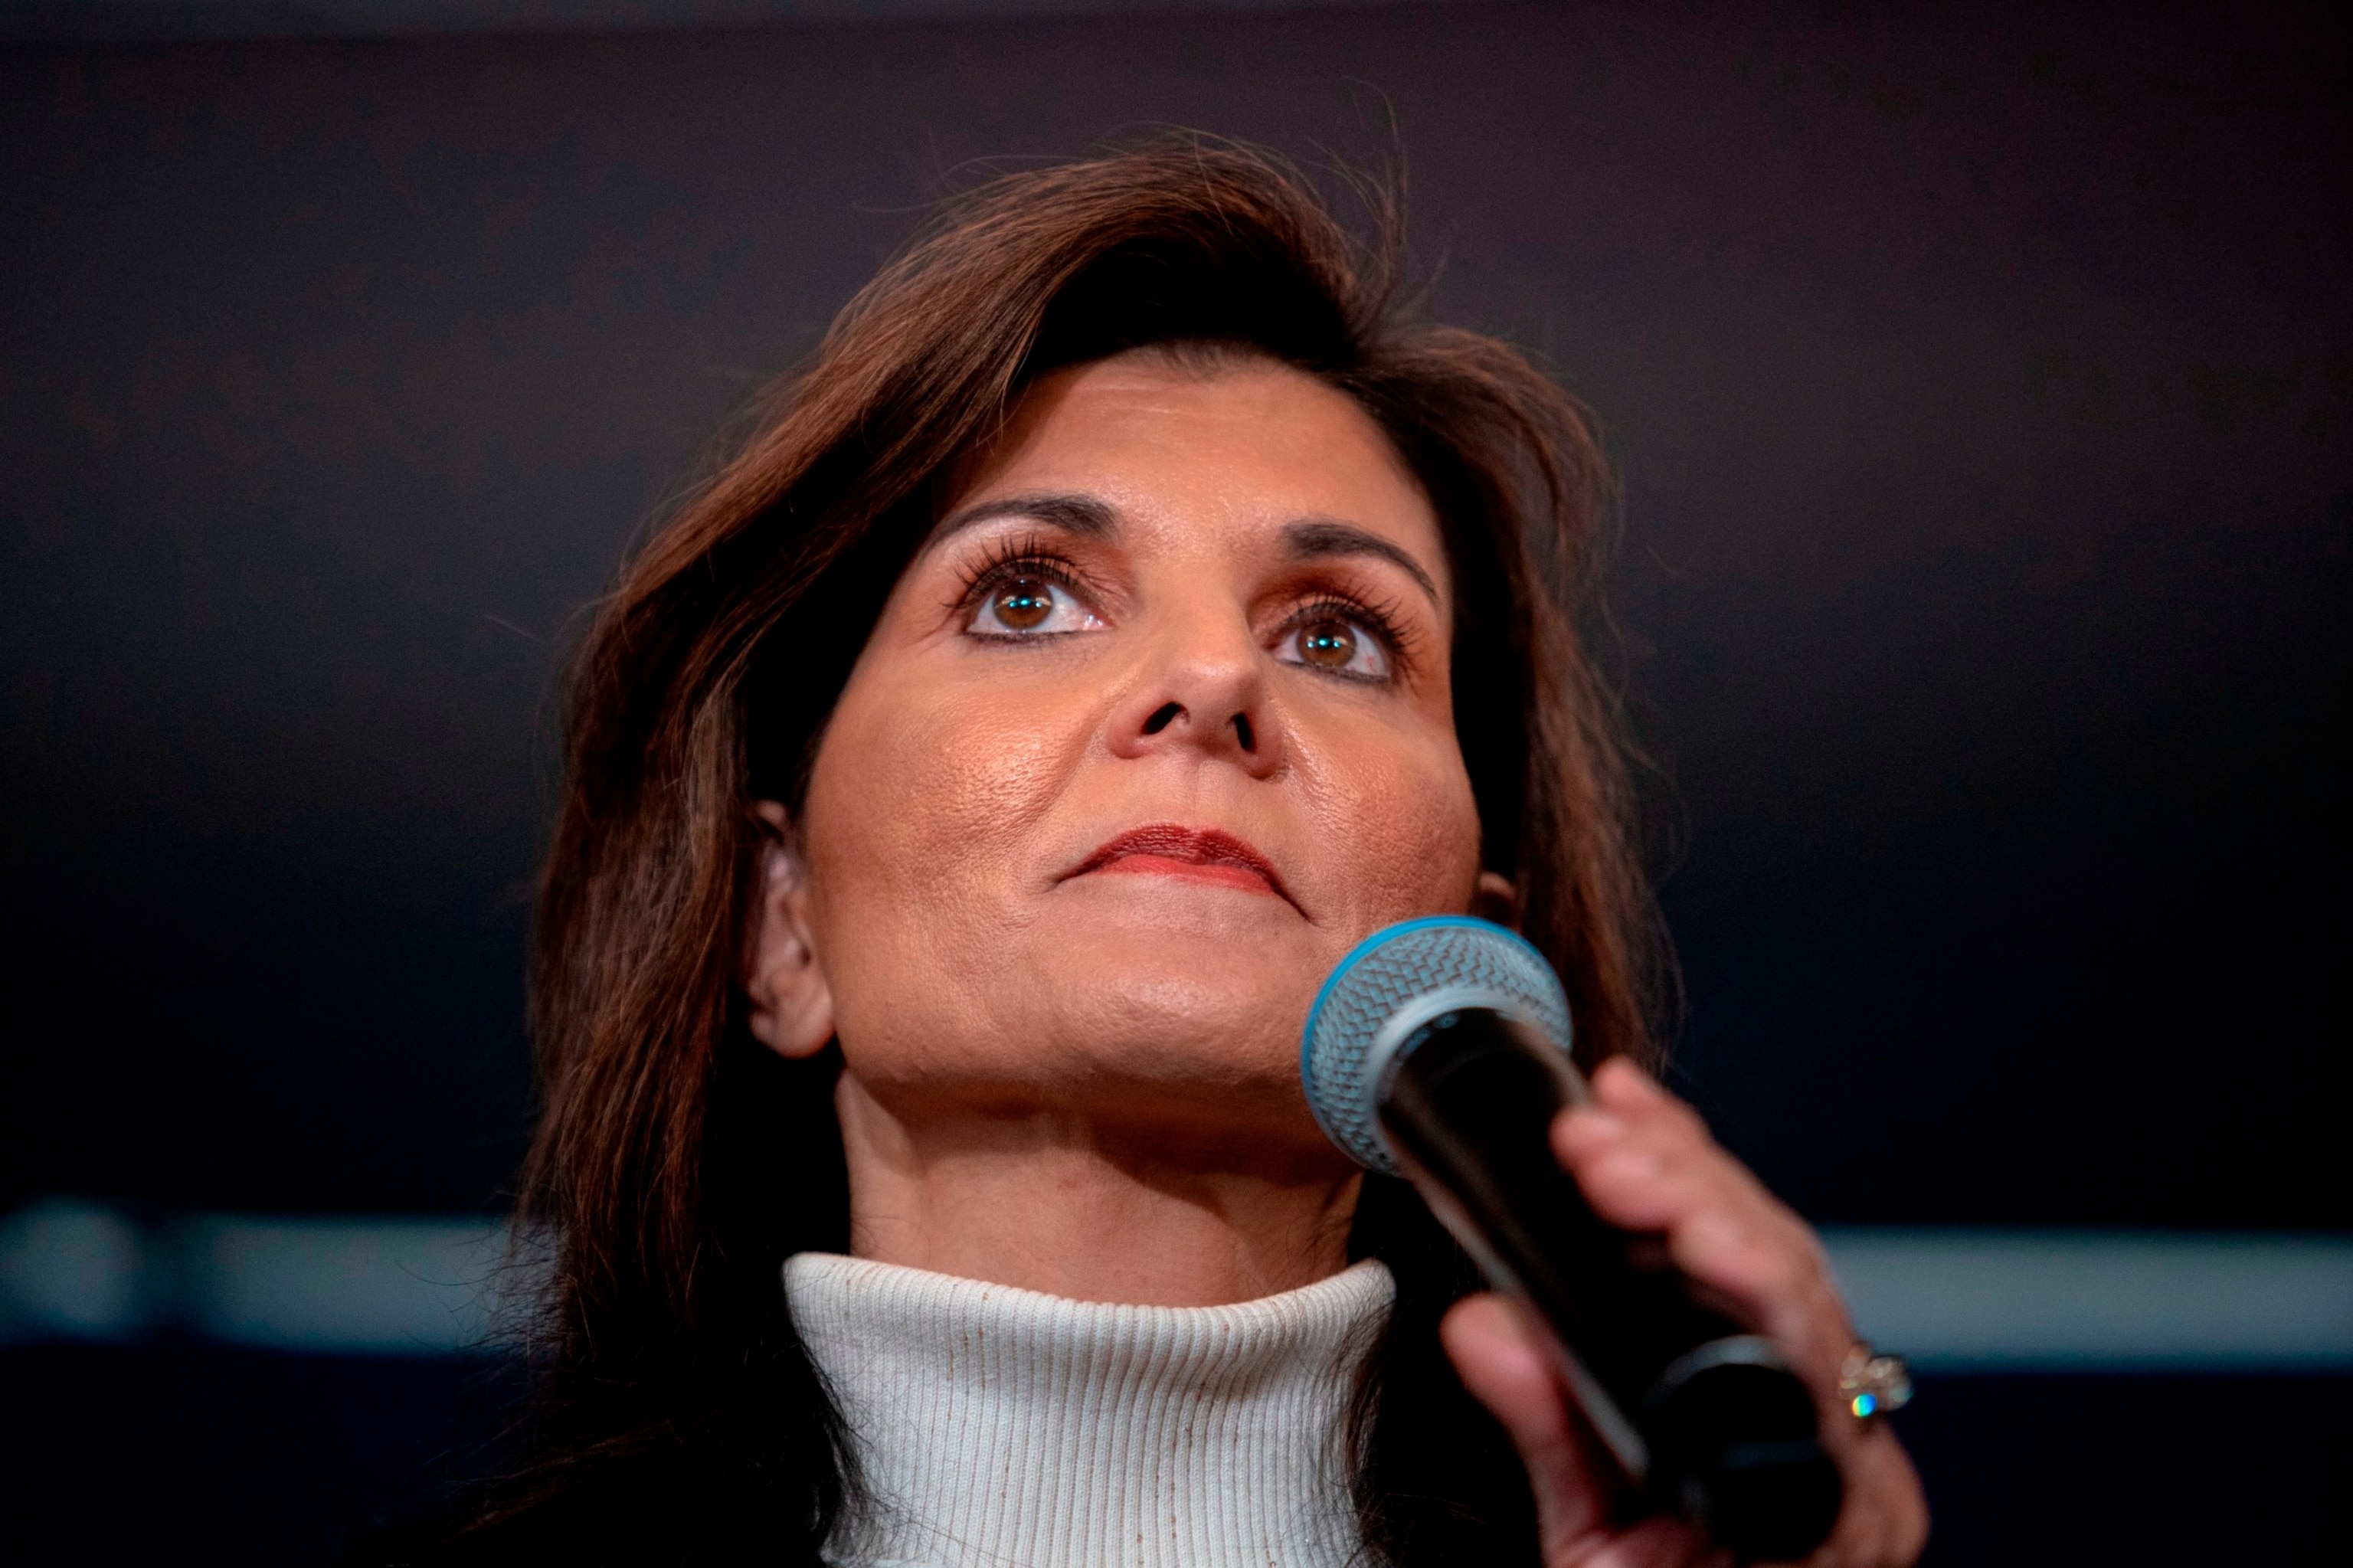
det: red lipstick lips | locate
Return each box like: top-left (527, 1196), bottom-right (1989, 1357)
top-left (1072, 824), bottom-right (1292, 905)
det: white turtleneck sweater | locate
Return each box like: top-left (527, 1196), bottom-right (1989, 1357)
top-left (784, 1253), bottom-right (1396, 1568)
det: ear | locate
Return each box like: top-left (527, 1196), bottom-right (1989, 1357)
top-left (744, 800), bottom-right (836, 1059)
top-left (1471, 870), bottom-right (1520, 928)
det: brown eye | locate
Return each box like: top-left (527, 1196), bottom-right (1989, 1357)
top-left (1275, 610), bottom-right (1391, 680)
top-left (991, 578), bottom-right (1055, 630)
top-left (1297, 618), bottom-right (1358, 669)
top-left (965, 569), bottom-right (1105, 639)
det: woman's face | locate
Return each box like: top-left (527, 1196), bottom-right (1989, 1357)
top-left (785, 350), bottom-right (1490, 1163)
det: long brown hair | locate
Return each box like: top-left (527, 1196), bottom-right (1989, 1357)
top-left (397, 139), bottom-right (1669, 1566)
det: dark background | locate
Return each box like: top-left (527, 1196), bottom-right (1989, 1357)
top-left (3, 2), bottom-right (2347, 1562)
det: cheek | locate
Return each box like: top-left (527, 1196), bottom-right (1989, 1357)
top-left (1294, 716), bottom-right (1485, 930)
top-left (800, 664), bottom-right (1081, 996)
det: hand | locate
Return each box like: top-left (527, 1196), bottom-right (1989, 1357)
top-left (1438, 1058), bottom-right (1929, 1566)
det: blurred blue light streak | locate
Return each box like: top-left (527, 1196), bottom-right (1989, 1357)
top-left (3, 1199), bottom-right (2348, 1368)
top-left (0, 1200), bottom-right (535, 1355)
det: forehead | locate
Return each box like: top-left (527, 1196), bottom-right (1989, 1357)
top-left (949, 352), bottom-right (1448, 591)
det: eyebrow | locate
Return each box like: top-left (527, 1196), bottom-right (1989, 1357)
top-left (930, 493), bottom-right (1442, 607)
top-left (931, 492), bottom-right (1122, 545)
top-left (1282, 518), bottom-right (1442, 607)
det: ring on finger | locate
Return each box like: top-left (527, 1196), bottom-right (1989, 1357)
top-left (1840, 1341), bottom-right (1912, 1422)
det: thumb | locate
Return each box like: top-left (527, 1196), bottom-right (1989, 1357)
top-left (1442, 1293), bottom-right (1612, 1547)
top-left (1442, 1295), bottom-right (1721, 1568)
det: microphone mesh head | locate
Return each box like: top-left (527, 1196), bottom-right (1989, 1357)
top-left (1299, 916), bottom-right (1574, 1176)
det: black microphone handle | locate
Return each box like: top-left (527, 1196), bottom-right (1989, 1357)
top-left (1378, 1007), bottom-right (1843, 1563)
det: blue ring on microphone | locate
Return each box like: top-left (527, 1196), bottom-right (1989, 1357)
top-left (1300, 915), bottom-right (1572, 1176)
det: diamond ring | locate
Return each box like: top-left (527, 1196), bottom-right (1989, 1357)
top-left (1840, 1342), bottom-right (1913, 1422)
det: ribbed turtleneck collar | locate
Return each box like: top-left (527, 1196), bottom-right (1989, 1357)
top-left (784, 1253), bottom-right (1395, 1568)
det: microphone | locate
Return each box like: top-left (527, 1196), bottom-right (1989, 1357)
top-left (1301, 916), bottom-right (1842, 1563)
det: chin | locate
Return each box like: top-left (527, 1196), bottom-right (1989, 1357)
top-left (833, 884), bottom-right (1344, 1144)
top-left (1009, 882), bottom-right (1346, 1075)
top-left (1042, 905), bottom-right (1320, 1000)
top-left (1054, 948), bottom-right (1312, 1088)
top-left (908, 911), bottom-right (1304, 1085)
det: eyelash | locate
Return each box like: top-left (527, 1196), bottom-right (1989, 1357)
top-left (1280, 593), bottom-right (1412, 661)
top-left (951, 534), bottom-right (1415, 674)
top-left (951, 535), bottom-right (1099, 622)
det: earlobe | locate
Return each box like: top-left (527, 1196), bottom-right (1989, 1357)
top-left (744, 800), bottom-right (837, 1059)
top-left (1471, 870), bottom-right (1520, 928)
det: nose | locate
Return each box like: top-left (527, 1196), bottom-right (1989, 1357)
top-left (1105, 604), bottom-right (1282, 778)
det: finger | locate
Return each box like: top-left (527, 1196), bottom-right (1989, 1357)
top-left (1571, 1141), bottom-right (1853, 1404)
top-left (1671, 1208), bottom-right (1853, 1375)
top-left (1555, 1102), bottom-right (1810, 1276)
top-left (1819, 1424), bottom-right (1932, 1567)
top-left (1588, 1054), bottom-right (1679, 1113)
top-left (1564, 1066), bottom-right (1931, 1562)
top-left (1553, 1111), bottom-right (1736, 1233)
top-left (1567, 1517), bottom-right (1726, 1568)
top-left (1444, 1298), bottom-right (1730, 1568)
top-left (1557, 1075), bottom-right (1867, 1451)
top-left (1563, 1064), bottom-right (1754, 1189)
top-left (1556, 1079), bottom-right (1841, 1347)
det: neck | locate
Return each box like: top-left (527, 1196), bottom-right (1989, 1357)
top-left (835, 1069), bottom-right (1363, 1305)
